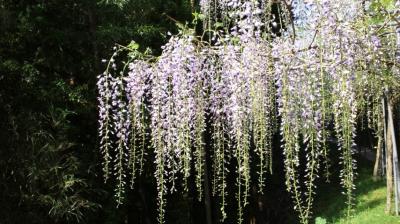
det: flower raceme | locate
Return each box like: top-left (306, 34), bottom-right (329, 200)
top-left (97, 0), bottom-right (397, 223)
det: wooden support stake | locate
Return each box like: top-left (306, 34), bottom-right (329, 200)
top-left (388, 98), bottom-right (400, 215)
top-left (385, 97), bottom-right (394, 214)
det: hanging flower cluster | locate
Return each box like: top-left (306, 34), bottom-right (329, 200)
top-left (149, 35), bottom-right (209, 222)
top-left (271, 1), bottom-right (383, 221)
top-left (97, 0), bottom-right (399, 223)
top-left (125, 61), bottom-right (151, 185)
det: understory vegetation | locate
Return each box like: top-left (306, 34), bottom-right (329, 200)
top-left (315, 160), bottom-right (400, 224)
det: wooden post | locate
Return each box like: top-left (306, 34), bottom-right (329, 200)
top-left (373, 100), bottom-right (384, 180)
top-left (388, 98), bottom-right (400, 215)
top-left (384, 92), bottom-right (396, 215)
top-left (373, 134), bottom-right (383, 180)
top-left (386, 106), bottom-right (394, 214)
top-left (383, 98), bottom-right (387, 176)
top-left (396, 0), bottom-right (400, 65)
top-left (389, 0), bottom-right (400, 215)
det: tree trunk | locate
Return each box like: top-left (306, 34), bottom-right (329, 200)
top-left (374, 135), bottom-right (382, 181)
top-left (87, 8), bottom-right (99, 72)
top-left (386, 121), bottom-right (394, 214)
top-left (389, 98), bottom-right (400, 215)
top-left (387, 1), bottom-right (400, 214)
top-left (396, 0), bottom-right (400, 64)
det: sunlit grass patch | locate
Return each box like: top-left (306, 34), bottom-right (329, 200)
top-left (315, 164), bottom-right (400, 224)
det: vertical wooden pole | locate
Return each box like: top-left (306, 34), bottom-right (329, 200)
top-left (386, 118), bottom-right (394, 214)
top-left (383, 98), bottom-right (387, 176)
top-left (396, 0), bottom-right (400, 65)
top-left (395, 0), bottom-right (399, 162)
top-left (388, 98), bottom-right (399, 215)
top-left (386, 97), bottom-right (394, 214)
top-left (390, 0), bottom-right (400, 215)
top-left (373, 134), bottom-right (382, 180)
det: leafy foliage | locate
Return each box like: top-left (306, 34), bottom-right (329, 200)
top-left (0, 0), bottom-right (191, 223)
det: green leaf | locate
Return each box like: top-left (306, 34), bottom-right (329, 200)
top-left (315, 217), bottom-right (327, 224)
top-left (128, 41), bottom-right (140, 50)
top-left (197, 13), bottom-right (206, 21)
top-left (380, 0), bottom-right (395, 9)
top-left (214, 22), bottom-right (224, 29)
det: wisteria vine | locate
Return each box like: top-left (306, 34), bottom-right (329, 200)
top-left (97, 0), bottom-right (400, 223)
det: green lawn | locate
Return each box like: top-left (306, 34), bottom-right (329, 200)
top-left (314, 161), bottom-right (400, 224)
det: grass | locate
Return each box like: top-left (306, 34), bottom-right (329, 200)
top-left (313, 158), bottom-right (400, 224)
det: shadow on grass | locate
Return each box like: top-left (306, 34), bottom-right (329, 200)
top-left (355, 198), bottom-right (383, 212)
top-left (313, 156), bottom-right (386, 223)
